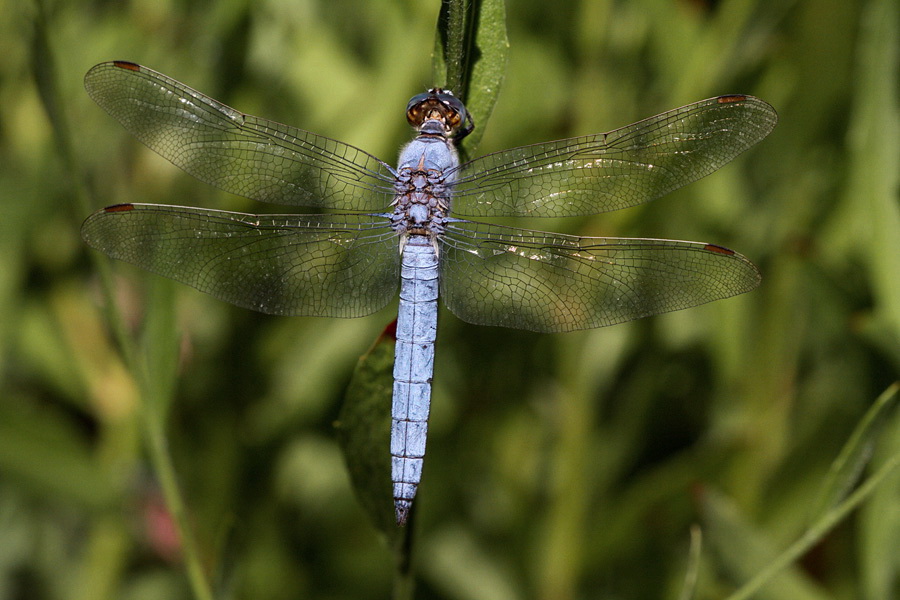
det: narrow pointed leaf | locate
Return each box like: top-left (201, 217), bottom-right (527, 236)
top-left (859, 383), bottom-right (900, 600)
top-left (808, 383), bottom-right (899, 522)
top-left (700, 489), bottom-right (831, 600)
top-left (433, 0), bottom-right (509, 153)
top-left (336, 324), bottom-right (398, 538)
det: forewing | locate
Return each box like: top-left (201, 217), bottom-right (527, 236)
top-left (84, 62), bottom-right (396, 210)
top-left (439, 220), bottom-right (760, 332)
top-left (82, 204), bottom-right (400, 317)
top-left (450, 95), bottom-right (777, 217)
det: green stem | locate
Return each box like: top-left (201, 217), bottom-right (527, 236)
top-left (31, 1), bottom-right (214, 597)
top-left (445, 0), bottom-right (467, 94)
top-left (725, 453), bottom-right (900, 600)
top-left (144, 405), bottom-right (213, 600)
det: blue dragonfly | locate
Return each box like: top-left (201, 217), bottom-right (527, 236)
top-left (82, 61), bottom-right (777, 525)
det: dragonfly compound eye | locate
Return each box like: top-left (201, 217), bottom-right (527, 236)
top-left (405, 88), bottom-right (468, 135)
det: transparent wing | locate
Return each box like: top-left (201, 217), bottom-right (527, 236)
top-left (84, 62), bottom-right (396, 211)
top-left (450, 95), bottom-right (777, 217)
top-left (438, 220), bottom-right (760, 332)
top-left (82, 204), bottom-right (400, 317)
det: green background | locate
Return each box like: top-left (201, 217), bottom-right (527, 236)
top-left (2, 0), bottom-right (898, 598)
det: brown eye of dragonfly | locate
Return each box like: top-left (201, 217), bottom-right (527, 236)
top-left (405, 88), bottom-right (468, 134)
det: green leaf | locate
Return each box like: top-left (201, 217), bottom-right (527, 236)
top-left (336, 324), bottom-right (397, 538)
top-left (859, 383), bottom-right (900, 600)
top-left (0, 396), bottom-right (117, 509)
top-left (712, 385), bottom-right (900, 600)
top-left (808, 383), bottom-right (899, 522)
top-left (700, 489), bottom-right (832, 600)
top-left (432, 0), bottom-right (509, 153)
top-left (676, 526), bottom-right (703, 600)
top-left (844, 0), bottom-right (900, 344)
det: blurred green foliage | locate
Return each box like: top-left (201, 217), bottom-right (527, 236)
top-left (2, 0), bottom-right (898, 598)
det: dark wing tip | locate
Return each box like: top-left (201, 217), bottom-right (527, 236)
top-left (85, 61), bottom-right (142, 91)
top-left (702, 243), bottom-right (736, 255)
top-left (703, 243), bottom-right (764, 292)
top-left (103, 203), bottom-right (136, 213)
top-left (716, 94), bottom-right (748, 104)
top-left (716, 94), bottom-right (779, 126)
top-left (111, 60), bottom-right (141, 71)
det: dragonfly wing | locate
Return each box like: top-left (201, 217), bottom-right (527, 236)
top-left (450, 95), bottom-right (777, 217)
top-left (82, 204), bottom-right (400, 317)
top-left (439, 220), bottom-right (760, 332)
top-left (84, 62), bottom-right (396, 211)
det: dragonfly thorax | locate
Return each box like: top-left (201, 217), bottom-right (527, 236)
top-left (391, 132), bottom-right (459, 238)
top-left (390, 164), bottom-right (450, 237)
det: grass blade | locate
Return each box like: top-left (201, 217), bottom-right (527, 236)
top-left (808, 383), bottom-right (899, 522)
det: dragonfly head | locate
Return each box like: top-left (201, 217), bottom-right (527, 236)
top-left (406, 88), bottom-right (472, 140)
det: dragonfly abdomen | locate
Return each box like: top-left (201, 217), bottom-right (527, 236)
top-left (391, 236), bottom-right (439, 525)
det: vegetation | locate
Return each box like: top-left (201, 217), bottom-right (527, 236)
top-left (3, 0), bottom-right (898, 598)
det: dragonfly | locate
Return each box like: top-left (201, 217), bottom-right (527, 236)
top-left (82, 61), bottom-right (777, 525)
